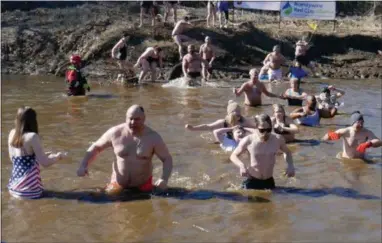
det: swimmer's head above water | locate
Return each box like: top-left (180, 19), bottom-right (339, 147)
top-left (249, 68), bottom-right (259, 82)
top-left (272, 104), bottom-right (286, 120)
top-left (255, 114), bottom-right (273, 141)
top-left (232, 126), bottom-right (246, 142)
top-left (226, 100), bottom-right (242, 126)
top-left (306, 95), bottom-right (317, 109)
top-left (126, 104), bottom-right (146, 133)
top-left (187, 44), bottom-right (196, 54)
top-left (12, 106), bottom-right (38, 147)
top-left (350, 111), bottom-right (364, 131)
top-left (290, 78), bottom-right (299, 90)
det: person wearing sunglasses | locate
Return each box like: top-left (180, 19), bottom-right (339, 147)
top-left (321, 111), bottom-right (382, 159)
top-left (230, 114), bottom-right (295, 190)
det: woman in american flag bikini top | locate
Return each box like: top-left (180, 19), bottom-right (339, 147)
top-left (7, 107), bottom-right (66, 199)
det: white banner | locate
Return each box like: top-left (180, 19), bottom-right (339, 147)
top-left (234, 1), bottom-right (281, 11)
top-left (280, 1), bottom-right (336, 20)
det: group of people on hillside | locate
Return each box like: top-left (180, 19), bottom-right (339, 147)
top-left (138, 1), bottom-right (230, 29)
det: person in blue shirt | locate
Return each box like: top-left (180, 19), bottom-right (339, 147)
top-left (287, 61), bottom-right (308, 88)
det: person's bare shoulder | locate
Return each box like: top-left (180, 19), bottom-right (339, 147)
top-left (145, 126), bottom-right (164, 143)
top-left (108, 124), bottom-right (125, 138)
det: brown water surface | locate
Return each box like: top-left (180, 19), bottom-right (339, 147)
top-left (1, 75), bottom-right (381, 242)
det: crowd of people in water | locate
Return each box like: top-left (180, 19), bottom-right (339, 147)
top-left (6, 1), bottom-right (382, 199)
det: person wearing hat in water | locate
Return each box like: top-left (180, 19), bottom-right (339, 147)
top-left (230, 114), bottom-right (295, 190)
top-left (321, 111), bottom-right (382, 159)
top-left (233, 68), bottom-right (285, 107)
top-left (185, 100), bottom-right (256, 133)
top-left (65, 54), bottom-right (90, 96)
top-left (315, 85), bottom-right (346, 118)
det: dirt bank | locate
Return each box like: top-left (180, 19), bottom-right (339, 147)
top-left (1, 2), bottom-right (382, 82)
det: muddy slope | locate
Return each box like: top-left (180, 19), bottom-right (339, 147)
top-left (1, 2), bottom-right (381, 81)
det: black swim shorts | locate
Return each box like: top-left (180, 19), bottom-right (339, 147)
top-left (242, 177), bottom-right (276, 190)
top-left (188, 71), bottom-right (201, 79)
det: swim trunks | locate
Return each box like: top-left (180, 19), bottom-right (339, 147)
top-left (116, 45), bottom-right (127, 61)
top-left (188, 71), bottom-right (201, 78)
top-left (268, 68), bottom-right (282, 81)
top-left (105, 176), bottom-right (153, 195)
top-left (147, 56), bottom-right (159, 66)
top-left (242, 177), bottom-right (275, 190)
top-left (205, 58), bottom-right (213, 74)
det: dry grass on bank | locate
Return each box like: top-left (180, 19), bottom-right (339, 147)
top-left (230, 9), bottom-right (381, 36)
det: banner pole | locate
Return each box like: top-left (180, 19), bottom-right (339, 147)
top-left (332, 20), bottom-right (336, 32)
top-left (232, 2), bottom-right (235, 24)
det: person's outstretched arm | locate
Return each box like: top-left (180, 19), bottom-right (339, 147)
top-left (77, 127), bottom-right (114, 176)
top-left (185, 119), bottom-right (225, 131)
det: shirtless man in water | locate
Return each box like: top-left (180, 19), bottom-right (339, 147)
top-left (77, 105), bottom-right (173, 194)
top-left (233, 68), bottom-right (285, 106)
top-left (172, 16), bottom-right (192, 60)
top-left (259, 45), bottom-right (286, 82)
top-left (321, 111), bottom-right (382, 159)
top-left (230, 114), bottom-right (295, 190)
top-left (199, 36), bottom-right (216, 81)
top-left (183, 44), bottom-right (209, 84)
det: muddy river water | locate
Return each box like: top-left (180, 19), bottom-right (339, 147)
top-left (1, 75), bottom-right (381, 242)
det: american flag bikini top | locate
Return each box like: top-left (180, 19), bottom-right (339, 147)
top-left (8, 154), bottom-right (43, 199)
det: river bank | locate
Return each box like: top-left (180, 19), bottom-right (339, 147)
top-left (1, 2), bottom-right (381, 82)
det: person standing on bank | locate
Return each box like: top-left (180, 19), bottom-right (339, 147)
top-left (111, 35), bottom-right (134, 75)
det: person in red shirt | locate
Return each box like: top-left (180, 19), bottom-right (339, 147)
top-left (65, 55), bottom-right (90, 96)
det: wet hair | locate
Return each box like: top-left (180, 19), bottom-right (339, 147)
top-left (184, 16), bottom-right (189, 21)
top-left (225, 113), bottom-right (240, 127)
top-left (273, 104), bottom-right (286, 115)
top-left (11, 107), bottom-right (38, 148)
top-left (255, 114), bottom-right (272, 128)
top-left (123, 33), bottom-right (129, 39)
top-left (233, 125), bottom-right (245, 133)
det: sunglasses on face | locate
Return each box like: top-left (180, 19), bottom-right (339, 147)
top-left (258, 128), bottom-right (272, 134)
